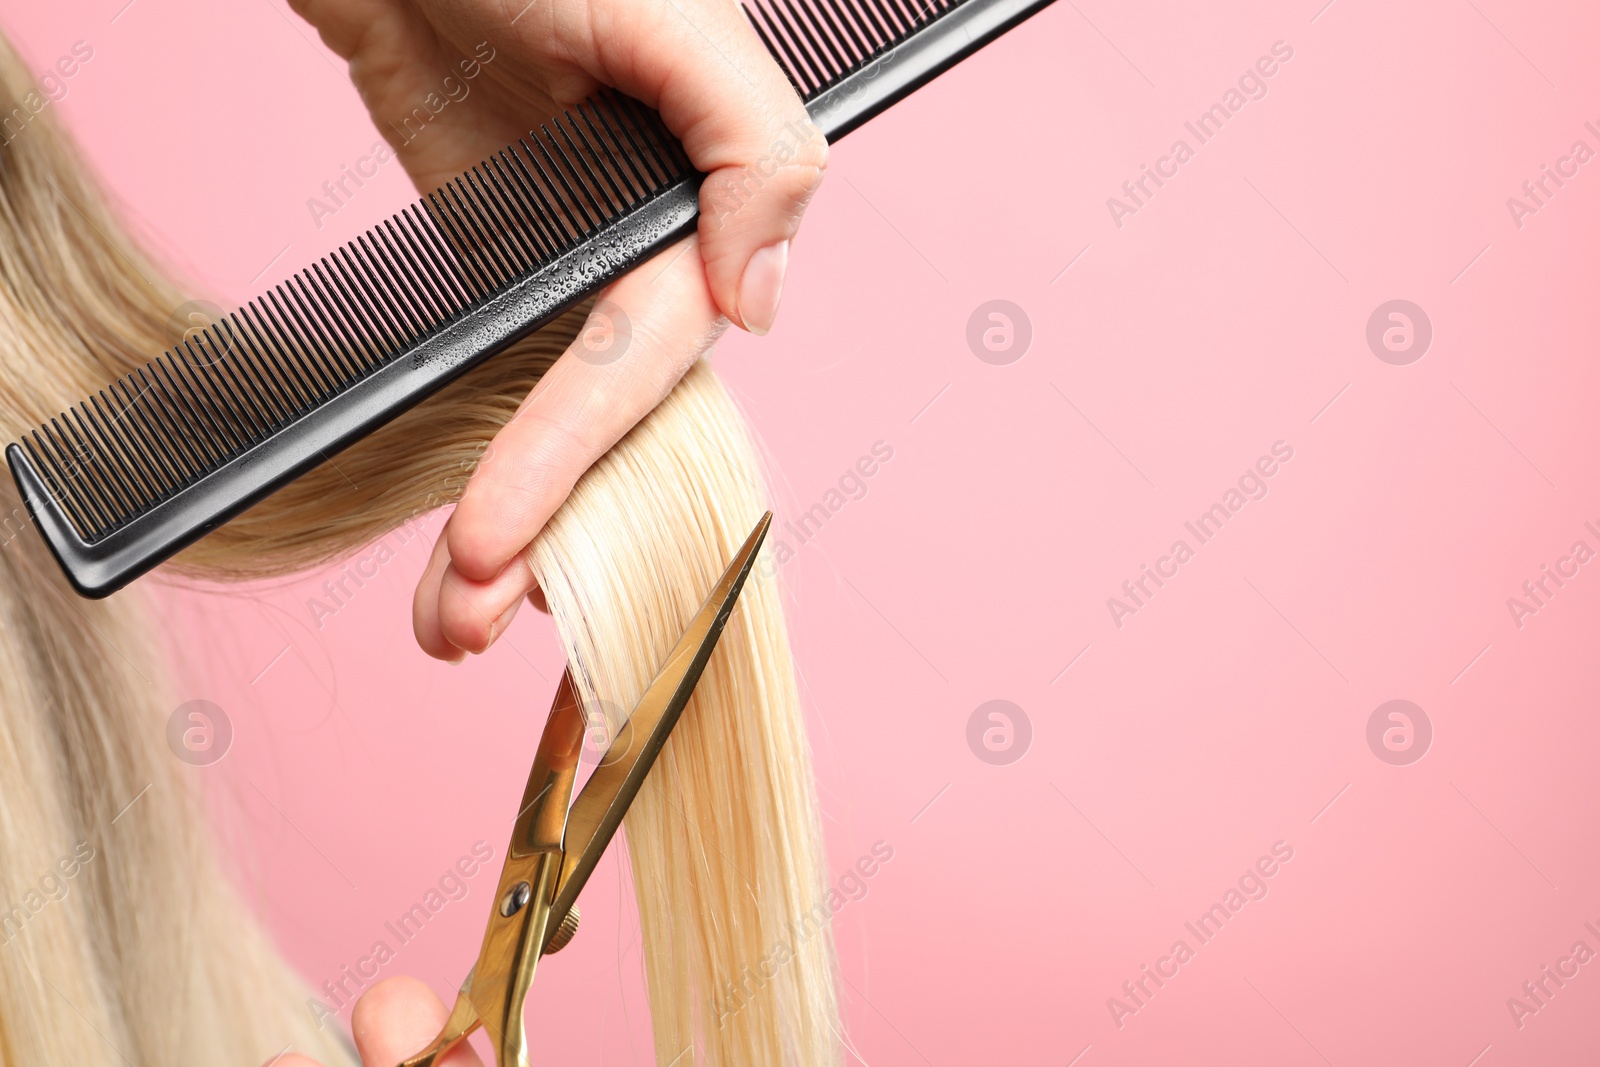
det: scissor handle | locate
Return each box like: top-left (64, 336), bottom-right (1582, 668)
top-left (398, 968), bottom-right (483, 1067)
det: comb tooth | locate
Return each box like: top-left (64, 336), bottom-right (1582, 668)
top-left (465, 168), bottom-right (538, 273)
top-left (611, 92), bottom-right (688, 174)
top-left (873, 0), bottom-right (912, 33)
top-left (170, 345), bottom-right (252, 449)
top-left (305, 269), bottom-right (383, 374)
top-left (94, 389), bottom-right (175, 496)
top-left (23, 432), bottom-right (85, 536)
top-left (531, 129), bottom-right (601, 232)
top-left (508, 141), bottom-right (581, 247)
top-left (546, 123), bottom-right (613, 223)
top-left (348, 241), bottom-right (420, 346)
top-left (481, 162), bottom-right (554, 265)
top-left (426, 190), bottom-right (499, 295)
top-left (334, 243), bottom-right (406, 347)
top-left (749, 1), bottom-right (817, 94)
top-left (80, 404), bottom-right (146, 520)
top-left (792, 0), bottom-right (854, 80)
top-left (499, 150), bottom-right (570, 257)
top-left (905, 0), bottom-right (938, 28)
top-left (835, 0), bottom-right (891, 50)
top-left (442, 181), bottom-right (514, 288)
top-left (406, 203), bottom-right (480, 308)
top-left (193, 335), bottom-right (270, 438)
top-left (36, 423), bottom-right (102, 537)
top-left (247, 299), bottom-right (335, 400)
top-left (49, 416), bottom-right (117, 532)
top-left (271, 285), bottom-right (357, 386)
top-left (838, 0), bottom-right (889, 52)
top-left (399, 205), bottom-right (479, 308)
top-left (357, 236), bottom-right (428, 338)
top-left (485, 154), bottom-right (560, 261)
top-left (561, 114), bottom-right (625, 214)
top-left (595, 94), bottom-right (666, 190)
top-left (581, 101), bottom-right (651, 202)
top-left (34, 426), bottom-right (104, 536)
top-left (89, 393), bottom-right (166, 501)
top-left (115, 375), bottom-right (196, 485)
top-left (574, 104), bottom-right (639, 205)
top-left (219, 315), bottom-right (299, 421)
top-left (867, 0), bottom-right (911, 38)
top-left (366, 230), bottom-right (435, 334)
top-left (133, 367), bottom-right (212, 473)
top-left (443, 177), bottom-right (514, 281)
top-left (64, 408), bottom-right (132, 522)
top-left (745, 10), bottom-right (804, 94)
top-left (558, 116), bottom-right (626, 219)
top-left (80, 400), bottom-right (158, 513)
top-left (819, 0), bottom-right (876, 57)
top-left (128, 369), bottom-right (198, 478)
top-left (774, 0), bottom-right (837, 86)
top-left (193, 327), bottom-right (275, 432)
top-left (295, 271), bottom-right (378, 375)
top-left (157, 352), bottom-right (238, 455)
top-left (229, 317), bottom-right (301, 424)
top-left (379, 218), bottom-right (455, 322)
top-left (319, 256), bottom-right (396, 360)
top-left (806, 0), bottom-right (870, 69)
top-left (358, 233), bottom-right (432, 336)
top-left (300, 264), bottom-right (377, 368)
top-left (459, 174), bottom-right (527, 281)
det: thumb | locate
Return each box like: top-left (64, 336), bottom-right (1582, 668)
top-left (588, 0), bottom-right (829, 335)
top-left (350, 976), bottom-right (485, 1066)
top-left (694, 101), bottom-right (827, 336)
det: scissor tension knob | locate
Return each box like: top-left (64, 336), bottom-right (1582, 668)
top-left (545, 904), bottom-right (581, 954)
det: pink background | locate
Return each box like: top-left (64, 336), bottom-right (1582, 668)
top-left (8, 1), bottom-right (1600, 1063)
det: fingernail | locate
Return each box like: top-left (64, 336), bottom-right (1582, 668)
top-left (738, 240), bottom-right (789, 336)
top-left (448, 653), bottom-right (466, 666)
top-left (483, 601), bottom-right (520, 650)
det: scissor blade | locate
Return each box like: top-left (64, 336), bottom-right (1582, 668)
top-left (546, 511), bottom-right (771, 934)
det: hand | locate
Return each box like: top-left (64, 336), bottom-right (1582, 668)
top-left (289, 0), bottom-right (827, 660)
top-left (274, 977), bottom-right (482, 1066)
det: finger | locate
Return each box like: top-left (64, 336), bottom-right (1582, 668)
top-left (350, 976), bottom-right (485, 1066)
top-left (470, 0), bottom-right (824, 335)
top-left (290, 0), bottom-right (543, 191)
top-left (588, 0), bottom-right (827, 335)
top-left (413, 523), bottom-right (467, 663)
top-left (442, 236), bottom-right (724, 586)
top-left (434, 554), bottom-right (532, 656)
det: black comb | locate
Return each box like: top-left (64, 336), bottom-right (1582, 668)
top-left (9, 0), bottom-right (1053, 597)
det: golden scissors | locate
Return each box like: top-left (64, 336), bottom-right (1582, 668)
top-left (400, 512), bottom-right (771, 1067)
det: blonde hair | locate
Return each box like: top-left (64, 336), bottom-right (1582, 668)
top-left (0, 24), bottom-right (837, 1067)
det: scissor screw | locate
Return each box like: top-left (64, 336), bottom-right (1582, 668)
top-left (500, 881), bottom-right (532, 917)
